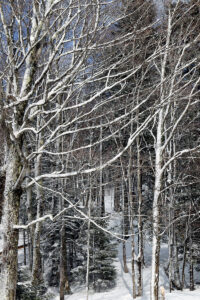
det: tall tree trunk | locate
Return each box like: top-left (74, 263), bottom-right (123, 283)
top-left (59, 221), bottom-right (70, 300)
top-left (136, 136), bottom-right (144, 297)
top-left (151, 11), bottom-right (172, 299)
top-left (122, 241), bottom-right (129, 273)
top-left (189, 259), bottom-right (194, 291)
top-left (174, 234), bottom-right (180, 288)
top-left (189, 220), bottom-right (194, 291)
top-left (59, 108), bottom-right (71, 299)
top-left (151, 109), bottom-right (163, 300)
top-left (128, 145), bottom-right (136, 298)
top-left (32, 197), bottom-right (43, 286)
top-left (86, 177), bottom-right (92, 300)
top-left (168, 168), bottom-right (174, 292)
top-left (114, 184), bottom-right (120, 212)
top-left (122, 179), bottom-right (129, 273)
top-left (0, 3), bottom-right (46, 299)
top-left (99, 118), bottom-right (105, 216)
top-left (32, 127), bottom-right (43, 285)
top-left (0, 143), bottom-right (22, 300)
top-left (0, 172), bottom-right (5, 223)
top-left (181, 238), bottom-right (188, 290)
top-left (26, 162), bottom-right (34, 271)
top-left (23, 224), bottom-right (27, 266)
top-left (181, 207), bottom-right (191, 289)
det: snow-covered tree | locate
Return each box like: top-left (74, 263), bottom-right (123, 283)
top-left (0, 1), bottom-right (154, 299)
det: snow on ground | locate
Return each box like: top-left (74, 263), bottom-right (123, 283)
top-left (1, 217), bottom-right (200, 300)
top-left (56, 233), bottom-right (200, 300)
top-left (165, 289), bottom-right (200, 300)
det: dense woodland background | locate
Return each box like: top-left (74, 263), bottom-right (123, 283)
top-left (0, 1), bottom-right (200, 300)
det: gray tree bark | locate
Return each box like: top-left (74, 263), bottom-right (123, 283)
top-left (136, 136), bottom-right (144, 297)
top-left (128, 145), bottom-right (136, 298)
top-left (0, 142), bottom-right (22, 300)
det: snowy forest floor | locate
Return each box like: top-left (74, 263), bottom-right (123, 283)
top-left (1, 222), bottom-right (200, 299)
top-left (51, 236), bottom-right (200, 300)
top-left (50, 209), bottom-right (200, 300)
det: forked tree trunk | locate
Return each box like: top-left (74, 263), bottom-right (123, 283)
top-left (0, 143), bottom-right (22, 300)
top-left (0, 3), bottom-right (44, 299)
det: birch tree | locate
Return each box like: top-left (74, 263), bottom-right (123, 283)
top-left (1, 2), bottom-right (199, 300)
top-left (0, 1), bottom-right (157, 299)
top-left (150, 2), bottom-right (200, 299)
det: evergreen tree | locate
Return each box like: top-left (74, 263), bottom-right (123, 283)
top-left (72, 216), bottom-right (117, 292)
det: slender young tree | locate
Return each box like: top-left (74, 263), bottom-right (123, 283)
top-left (150, 2), bottom-right (200, 298)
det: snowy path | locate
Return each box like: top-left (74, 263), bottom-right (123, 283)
top-left (1, 223), bottom-right (199, 300)
top-left (60, 239), bottom-right (200, 300)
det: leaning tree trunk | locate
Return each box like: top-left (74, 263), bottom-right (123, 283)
top-left (0, 143), bottom-right (22, 300)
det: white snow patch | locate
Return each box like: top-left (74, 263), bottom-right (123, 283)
top-left (104, 185), bottom-right (115, 213)
top-left (55, 238), bottom-right (200, 300)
